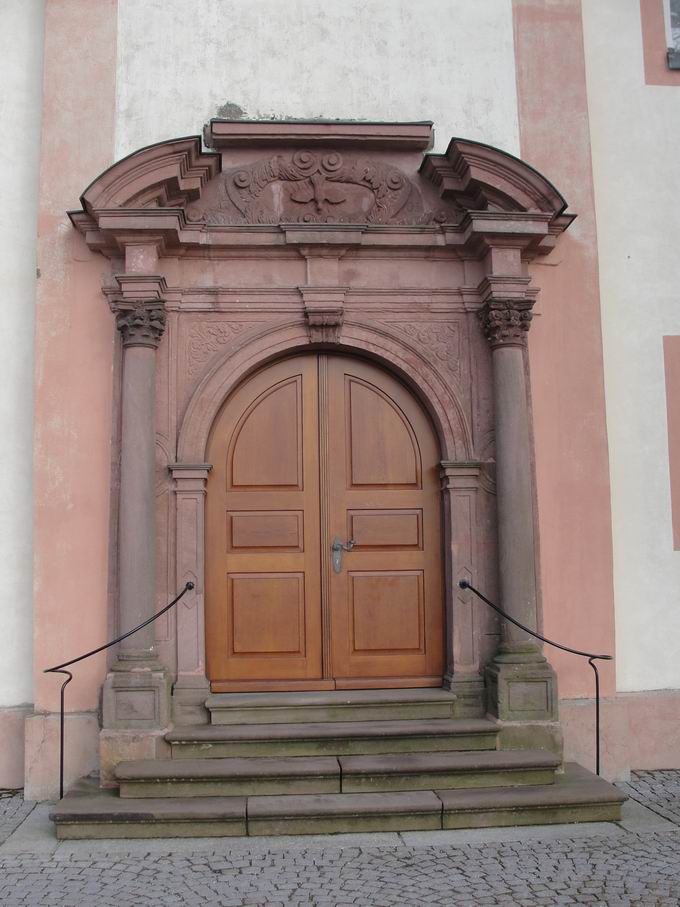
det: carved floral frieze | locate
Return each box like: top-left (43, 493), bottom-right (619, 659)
top-left (390, 321), bottom-right (462, 384)
top-left (186, 151), bottom-right (453, 226)
top-left (186, 321), bottom-right (261, 378)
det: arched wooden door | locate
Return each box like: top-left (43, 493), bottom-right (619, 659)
top-left (205, 353), bottom-right (443, 691)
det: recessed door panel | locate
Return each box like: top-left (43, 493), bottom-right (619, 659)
top-left (348, 509), bottom-right (423, 549)
top-left (347, 378), bottom-right (420, 487)
top-left (228, 511), bottom-right (304, 552)
top-left (230, 378), bottom-right (303, 489)
top-left (229, 573), bottom-right (305, 655)
top-left (349, 571), bottom-right (425, 653)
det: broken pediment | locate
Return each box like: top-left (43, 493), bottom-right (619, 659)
top-left (68, 121), bottom-right (573, 257)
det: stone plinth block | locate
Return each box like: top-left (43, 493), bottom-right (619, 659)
top-left (102, 667), bottom-right (171, 731)
top-left (486, 659), bottom-right (558, 722)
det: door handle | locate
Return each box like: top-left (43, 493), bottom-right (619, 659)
top-left (331, 537), bottom-right (355, 574)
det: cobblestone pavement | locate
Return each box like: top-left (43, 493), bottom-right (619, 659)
top-left (0, 773), bottom-right (678, 906)
top-left (618, 771), bottom-right (680, 826)
top-left (0, 791), bottom-right (34, 846)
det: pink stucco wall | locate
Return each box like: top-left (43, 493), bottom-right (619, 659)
top-left (27, 0), bottom-right (119, 796)
top-left (513, 0), bottom-right (617, 699)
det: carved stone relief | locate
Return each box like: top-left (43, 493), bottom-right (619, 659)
top-left (388, 321), bottom-right (462, 386)
top-left (186, 321), bottom-right (262, 379)
top-left (187, 151), bottom-right (455, 226)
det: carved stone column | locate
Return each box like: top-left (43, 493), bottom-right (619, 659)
top-left (102, 301), bottom-right (170, 731)
top-left (480, 298), bottom-right (558, 722)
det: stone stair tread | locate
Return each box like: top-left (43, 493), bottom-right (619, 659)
top-left (116, 756), bottom-right (339, 781)
top-left (206, 689), bottom-right (457, 709)
top-left (50, 794), bottom-right (246, 822)
top-left (339, 749), bottom-right (560, 775)
top-left (436, 763), bottom-right (626, 810)
top-left (247, 790), bottom-right (442, 819)
top-left (167, 718), bottom-right (495, 743)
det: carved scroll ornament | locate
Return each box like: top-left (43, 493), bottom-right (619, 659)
top-left (187, 151), bottom-right (451, 226)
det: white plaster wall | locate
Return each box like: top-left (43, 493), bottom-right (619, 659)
top-left (0, 0), bottom-right (45, 706)
top-left (114, 0), bottom-right (520, 159)
top-left (582, 0), bottom-right (680, 691)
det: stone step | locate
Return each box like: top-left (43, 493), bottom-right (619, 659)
top-left (166, 718), bottom-right (498, 759)
top-left (437, 763), bottom-right (626, 829)
top-left (339, 750), bottom-right (560, 792)
top-left (50, 787), bottom-right (247, 839)
top-left (116, 756), bottom-right (341, 798)
top-left (247, 764), bottom-right (625, 835)
top-left (247, 790), bottom-right (443, 835)
top-left (50, 764), bottom-right (625, 839)
top-left (115, 749), bottom-right (558, 798)
top-left (206, 688), bottom-right (458, 724)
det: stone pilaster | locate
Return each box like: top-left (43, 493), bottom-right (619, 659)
top-left (479, 295), bottom-right (558, 722)
top-left (169, 464), bottom-right (212, 725)
top-left (102, 299), bottom-right (170, 732)
top-left (440, 462), bottom-right (485, 716)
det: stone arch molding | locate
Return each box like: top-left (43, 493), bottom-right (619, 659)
top-left (177, 318), bottom-right (472, 464)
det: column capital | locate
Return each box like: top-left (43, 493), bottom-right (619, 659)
top-left (115, 301), bottom-right (167, 349)
top-left (479, 297), bottom-right (534, 349)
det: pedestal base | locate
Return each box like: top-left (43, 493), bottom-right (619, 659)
top-left (485, 658), bottom-right (558, 722)
top-left (443, 672), bottom-right (485, 717)
top-left (102, 665), bottom-right (171, 730)
top-left (172, 676), bottom-right (211, 725)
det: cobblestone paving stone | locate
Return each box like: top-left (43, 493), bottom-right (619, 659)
top-left (0, 791), bottom-right (34, 846)
top-left (0, 831), bottom-right (679, 906)
top-left (0, 774), bottom-right (678, 906)
top-left (619, 771), bottom-right (680, 826)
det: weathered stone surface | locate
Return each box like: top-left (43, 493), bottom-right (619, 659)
top-left (166, 718), bottom-right (498, 758)
top-left (340, 750), bottom-right (559, 792)
top-left (206, 688), bottom-right (458, 725)
top-left (247, 791), bottom-right (443, 836)
top-left (117, 756), bottom-right (341, 798)
top-left (50, 793), bottom-right (247, 839)
top-left (438, 763), bottom-right (625, 829)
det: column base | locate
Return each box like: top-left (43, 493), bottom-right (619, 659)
top-left (496, 718), bottom-right (564, 760)
top-left (102, 663), bottom-right (171, 730)
top-left (172, 675), bottom-right (210, 725)
top-left (443, 672), bottom-right (485, 717)
top-left (485, 657), bottom-right (558, 721)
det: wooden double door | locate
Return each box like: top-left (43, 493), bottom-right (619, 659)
top-left (206, 353), bottom-right (443, 691)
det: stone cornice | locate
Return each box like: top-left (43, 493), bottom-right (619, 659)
top-left (204, 119), bottom-right (434, 151)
